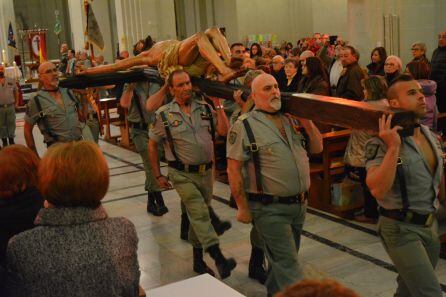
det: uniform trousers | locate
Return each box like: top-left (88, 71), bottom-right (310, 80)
top-left (378, 215), bottom-right (442, 297)
top-left (250, 200), bottom-right (306, 295)
top-left (0, 105), bottom-right (15, 138)
top-left (168, 167), bottom-right (219, 249)
top-left (86, 115), bottom-right (100, 143)
top-left (130, 128), bottom-right (161, 193)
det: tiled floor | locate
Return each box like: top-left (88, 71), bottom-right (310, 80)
top-left (12, 113), bottom-right (446, 297)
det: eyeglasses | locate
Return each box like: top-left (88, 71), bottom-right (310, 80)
top-left (384, 63), bottom-right (395, 66)
top-left (439, 34), bottom-right (446, 39)
top-left (411, 48), bottom-right (421, 51)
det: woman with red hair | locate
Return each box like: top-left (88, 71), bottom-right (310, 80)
top-left (0, 145), bottom-right (42, 266)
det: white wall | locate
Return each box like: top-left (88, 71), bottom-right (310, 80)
top-left (114, 0), bottom-right (176, 53)
top-left (346, 0), bottom-right (445, 67)
top-left (67, 0), bottom-right (85, 53)
top-left (312, 0), bottom-right (347, 40)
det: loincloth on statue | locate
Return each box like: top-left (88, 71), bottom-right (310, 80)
top-left (157, 40), bottom-right (209, 78)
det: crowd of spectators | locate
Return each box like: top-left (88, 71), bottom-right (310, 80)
top-left (0, 29), bottom-right (445, 297)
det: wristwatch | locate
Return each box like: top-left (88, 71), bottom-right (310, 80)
top-left (215, 105), bottom-right (224, 110)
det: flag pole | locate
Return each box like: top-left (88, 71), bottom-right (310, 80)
top-left (19, 30), bottom-right (26, 78)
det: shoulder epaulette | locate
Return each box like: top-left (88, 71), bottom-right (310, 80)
top-left (156, 104), bottom-right (170, 114)
top-left (238, 113), bottom-right (250, 121)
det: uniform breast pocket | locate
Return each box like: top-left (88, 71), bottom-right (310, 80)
top-left (66, 101), bottom-right (77, 112)
top-left (200, 120), bottom-right (212, 134)
top-left (170, 122), bottom-right (188, 137)
top-left (401, 153), bottom-right (425, 181)
top-left (44, 106), bottom-right (58, 118)
top-left (256, 139), bottom-right (280, 156)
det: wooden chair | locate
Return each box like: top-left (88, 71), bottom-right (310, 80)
top-left (309, 129), bottom-right (363, 218)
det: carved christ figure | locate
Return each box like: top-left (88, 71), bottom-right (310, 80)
top-left (81, 27), bottom-right (238, 81)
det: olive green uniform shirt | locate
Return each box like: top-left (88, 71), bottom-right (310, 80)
top-left (0, 78), bottom-right (17, 105)
top-left (226, 110), bottom-right (310, 196)
top-left (25, 88), bottom-right (82, 144)
top-left (365, 125), bottom-right (444, 214)
top-left (123, 82), bottom-right (160, 124)
top-left (149, 95), bottom-right (217, 165)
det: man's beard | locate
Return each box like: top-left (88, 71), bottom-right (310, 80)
top-left (269, 97), bottom-right (281, 111)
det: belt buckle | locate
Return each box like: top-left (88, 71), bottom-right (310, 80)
top-left (397, 157), bottom-right (403, 165)
top-left (425, 213), bottom-right (434, 226)
top-left (249, 143), bottom-right (258, 152)
top-left (404, 211), bottom-right (413, 223)
top-left (198, 164), bottom-right (206, 174)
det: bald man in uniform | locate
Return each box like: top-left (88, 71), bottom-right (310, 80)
top-left (227, 73), bottom-right (322, 296)
top-left (24, 62), bottom-right (86, 156)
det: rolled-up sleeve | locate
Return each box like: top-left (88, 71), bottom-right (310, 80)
top-left (365, 137), bottom-right (387, 170)
top-left (149, 112), bottom-right (166, 143)
top-left (226, 120), bottom-right (250, 162)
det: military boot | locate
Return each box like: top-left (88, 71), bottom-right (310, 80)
top-left (208, 207), bottom-right (232, 236)
top-left (8, 138), bottom-right (14, 145)
top-left (193, 247), bottom-right (215, 276)
top-left (1, 138), bottom-right (7, 147)
top-left (248, 247), bottom-right (267, 284)
top-left (147, 193), bottom-right (162, 216)
top-left (206, 244), bottom-right (236, 279)
top-left (180, 213), bottom-right (189, 241)
top-left (154, 191), bottom-right (168, 215)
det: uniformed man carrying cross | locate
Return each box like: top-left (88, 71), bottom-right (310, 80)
top-left (227, 73), bottom-right (323, 296)
top-left (148, 69), bottom-right (236, 279)
top-left (366, 74), bottom-right (446, 297)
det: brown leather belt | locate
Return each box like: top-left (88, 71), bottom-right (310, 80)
top-left (168, 161), bottom-right (213, 173)
top-left (0, 103), bottom-right (14, 108)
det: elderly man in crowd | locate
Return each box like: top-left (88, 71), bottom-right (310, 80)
top-left (271, 55), bottom-right (286, 83)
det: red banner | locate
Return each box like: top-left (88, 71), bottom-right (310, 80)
top-left (28, 31), bottom-right (47, 62)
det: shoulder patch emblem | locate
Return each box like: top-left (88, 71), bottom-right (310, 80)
top-left (229, 131), bottom-right (237, 145)
top-left (365, 143), bottom-right (379, 160)
top-left (171, 120), bottom-right (182, 127)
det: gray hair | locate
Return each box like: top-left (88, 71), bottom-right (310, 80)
top-left (411, 42), bottom-right (427, 53)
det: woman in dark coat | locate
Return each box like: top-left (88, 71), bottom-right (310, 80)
top-left (366, 47), bottom-right (387, 76)
top-left (4, 141), bottom-right (140, 297)
top-left (0, 145), bottom-right (42, 267)
top-left (384, 55), bottom-right (403, 86)
top-left (279, 58), bottom-right (300, 92)
top-left (297, 56), bottom-right (330, 95)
